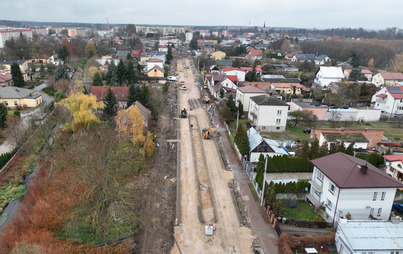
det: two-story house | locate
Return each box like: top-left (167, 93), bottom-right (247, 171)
top-left (248, 95), bottom-right (288, 132)
top-left (371, 86), bottom-right (403, 118)
top-left (313, 66), bottom-right (344, 88)
top-left (270, 83), bottom-right (309, 95)
top-left (221, 67), bottom-right (246, 82)
top-left (383, 154), bottom-right (403, 184)
top-left (207, 74), bottom-right (238, 99)
top-left (90, 86), bottom-right (129, 109)
top-left (372, 72), bottom-right (403, 87)
top-left (247, 127), bottom-right (288, 162)
top-left (307, 152), bottom-right (402, 225)
top-left (235, 86), bottom-right (267, 113)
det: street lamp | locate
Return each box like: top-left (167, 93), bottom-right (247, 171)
top-left (260, 155), bottom-right (268, 206)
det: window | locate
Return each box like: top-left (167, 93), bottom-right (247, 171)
top-left (377, 208), bottom-right (382, 216)
top-left (381, 192), bottom-right (386, 201)
top-left (370, 208), bottom-right (374, 216)
top-left (14, 101), bottom-right (18, 105)
top-left (277, 110), bottom-right (282, 115)
top-left (326, 199), bottom-right (333, 210)
top-left (329, 183), bottom-right (335, 194)
top-left (373, 192), bottom-right (377, 201)
top-left (398, 107), bottom-right (403, 111)
top-left (4, 101), bottom-right (8, 106)
top-left (276, 119), bottom-right (281, 124)
top-left (317, 171), bottom-right (324, 182)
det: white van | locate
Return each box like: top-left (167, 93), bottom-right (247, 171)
top-left (167, 76), bottom-right (178, 82)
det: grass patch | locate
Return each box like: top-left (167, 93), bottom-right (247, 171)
top-left (0, 184), bottom-right (26, 212)
top-left (282, 200), bottom-right (325, 222)
top-left (248, 182), bottom-right (260, 202)
top-left (41, 87), bottom-right (56, 96)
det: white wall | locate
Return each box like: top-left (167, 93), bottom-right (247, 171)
top-left (248, 100), bottom-right (288, 132)
top-left (372, 87), bottom-right (403, 117)
top-left (372, 73), bottom-right (384, 87)
top-left (235, 90), bottom-right (266, 112)
top-left (222, 70), bottom-right (246, 82)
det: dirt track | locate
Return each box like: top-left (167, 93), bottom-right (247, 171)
top-left (172, 58), bottom-right (255, 254)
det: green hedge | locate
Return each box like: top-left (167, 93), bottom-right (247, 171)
top-left (268, 180), bottom-right (311, 194)
top-left (268, 155), bottom-right (313, 173)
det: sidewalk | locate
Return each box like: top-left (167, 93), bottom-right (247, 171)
top-left (213, 114), bottom-right (279, 254)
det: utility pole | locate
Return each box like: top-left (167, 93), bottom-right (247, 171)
top-left (236, 109), bottom-right (239, 132)
top-left (260, 155), bottom-right (268, 206)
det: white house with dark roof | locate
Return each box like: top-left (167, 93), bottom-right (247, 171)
top-left (235, 86), bottom-right (267, 113)
top-left (207, 74), bottom-right (237, 99)
top-left (146, 58), bottom-right (164, 72)
top-left (248, 95), bottom-right (288, 132)
top-left (335, 220), bottom-right (403, 254)
top-left (314, 66), bottom-right (344, 88)
top-left (307, 153), bottom-right (403, 225)
top-left (319, 132), bottom-right (369, 150)
top-left (247, 127), bottom-right (288, 162)
top-left (371, 86), bottom-right (403, 117)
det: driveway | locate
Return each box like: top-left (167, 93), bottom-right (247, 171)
top-left (34, 83), bottom-right (52, 104)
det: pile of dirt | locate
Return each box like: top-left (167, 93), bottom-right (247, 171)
top-left (134, 68), bottom-right (178, 253)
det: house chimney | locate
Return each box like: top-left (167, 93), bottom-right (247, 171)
top-left (359, 164), bottom-right (368, 174)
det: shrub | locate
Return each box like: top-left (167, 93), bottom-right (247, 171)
top-left (13, 110), bottom-right (21, 117)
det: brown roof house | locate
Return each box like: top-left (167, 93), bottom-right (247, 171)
top-left (306, 152), bottom-right (402, 225)
top-left (91, 86), bottom-right (129, 109)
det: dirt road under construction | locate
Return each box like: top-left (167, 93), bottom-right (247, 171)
top-left (172, 58), bottom-right (255, 253)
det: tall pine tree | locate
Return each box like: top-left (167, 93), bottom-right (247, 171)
top-left (126, 60), bottom-right (137, 84)
top-left (11, 63), bottom-right (25, 87)
top-left (103, 87), bottom-right (118, 119)
top-left (116, 59), bottom-right (126, 85)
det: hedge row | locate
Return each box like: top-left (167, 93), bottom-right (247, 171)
top-left (268, 180), bottom-right (311, 194)
top-left (268, 155), bottom-right (313, 173)
top-left (0, 150), bottom-right (16, 169)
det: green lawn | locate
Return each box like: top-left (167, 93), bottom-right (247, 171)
top-left (282, 200), bottom-right (325, 222)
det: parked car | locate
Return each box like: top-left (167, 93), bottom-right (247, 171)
top-left (393, 202), bottom-right (403, 214)
top-left (179, 86), bottom-right (187, 90)
top-left (303, 128), bottom-right (311, 134)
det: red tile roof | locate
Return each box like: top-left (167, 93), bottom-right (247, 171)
top-left (383, 154), bottom-right (403, 163)
top-left (361, 69), bottom-right (373, 74)
top-left (91, 86), bottom-right (129, 101)
top-left (240, 67), bottom-right (263, 73)
top-left (380, 72), bottom-right (403, 80)
top-left (376, 94), bottom-right (388, 98)
top-left (221, 67), bottom-right (244, 72)
top-left (147, 58), bottom-right (163, 63)
top-left (226, 75), bottom-right (238, 82)
top-left (311, 152), bottom-right (402, 189)
top-left (0, 69), bottom-right (12, 83)
top-left (247, 47), bottom-right (263, 56)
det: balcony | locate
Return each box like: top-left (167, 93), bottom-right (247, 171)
top-left (309, 180), bottom-right (323, 191)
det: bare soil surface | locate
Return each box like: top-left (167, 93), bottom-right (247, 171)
top-left (280, 224), bottom-right (332, 237)
top-left (171, 58), bottom-right (255, 254)
top-left (135, 71), bottom-right (178, 253)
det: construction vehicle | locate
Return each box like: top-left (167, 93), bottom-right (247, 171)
top-left (179, 81), bottom-right (185, 87)
top-left (203, 96), bottom-right (210, 103)
top-left (202, 128), bottom-right (214, 139)
top-left (180, 108), bottom-right (187, 118)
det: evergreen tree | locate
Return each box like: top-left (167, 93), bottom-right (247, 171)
top-left (127, 84), bottom-right (137, 108)
top-left (103, 87), bottom-right (118, 119)
top-left (351, 52), bottom-right (359, 68)
top-left (40, 63), bottom-right (45, 76)
top-left (338, 141), bottom-right (346, 153)
top-left (226, 95), bottom-right (236, 113)
top-left (299, 140), bottom-right (310, 158)
top-left (166, 44), bottom-right (173, 64)
top-left (92, 72), bottom-right (103, 86)
top-left (0, 103), bottom-right (7, 129)
top-left (116, 59), bottom-right (126, 85)
top-left (345, 142), bottom-right (355, 156)
top-left (256, 154), bottom-right (265, 189)
top-left (238, 102), bottom-right (243, 117)
top-left (309, 139), bottom-right (320, 159)
top-left (318, 141), bottom-right (329, 157)
top-left (53, 64), bottom-right (69, 82)
top-left (58, 45), bottom-right (69, 61)
top-left (126, 60), bottom-right (137, 84)
top-left (140, 84), bottom-right (150, 107)
top-left (106, 61), bottom-right (118, 85)
top-left (329, 143), bottom-right (338, 154)
top-left (235, 124), bottom-right (249, 155)
top-left (11, 63), bottom-right (25, 87)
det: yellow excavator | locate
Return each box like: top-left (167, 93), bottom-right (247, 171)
top-left (203, 96), bottom-right (210, 103)
top-left (202, 128), bottom-right (214, 139)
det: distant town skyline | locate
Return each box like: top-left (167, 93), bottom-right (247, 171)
top-left (0, 0), bottom-right (402, 30)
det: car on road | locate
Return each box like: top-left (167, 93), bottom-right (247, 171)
top-left (303, 128), bottom-right (311, 134)
top-left (179, 86), bottom-right (187, 90)
top-left (184, 66), bottom-right (189, 69)
top-left (167, 76), bottom-right (178, 81)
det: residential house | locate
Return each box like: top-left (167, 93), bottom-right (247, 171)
top-left (383, 154), bottom-right (403, 183)
top-left (125, 101), bottom-right (152, 128)
top-left (261, 75), bottom-right (301, 83)
top-left (291, 53), bottom-right (316, 63)
top-left (147, 65), bottom-right (164, 78)
top-left (289, 101), bottom-right (327, 120)
top-left (311, 128), bottom-right (383, 149)
top-left (307, 152), bottom-right (402, 225)
top-left (0, 60), bottom-right (29, 73)
top-left (112, 37), bottom-right (123, 45)
top-left (344, 69), bottom-right (373, 81)
top-left (314, 66), bottom-right (344, 88)
top-left (207, 74), bottom-right (238, 99)
top-left (270, 83), bottom-right (309, 95)
top-left (131, 50), bottom-right (144, 59)
top-left (146, 58), bottom-right (164, 72)
top-left (371, 86), bottom-right (403, 117)
top-left (0, 69), bottom-right (13, 86)
top-left (246, 47), bottom-right (263, 60)
top-left (319, 132), bottom-right (369, 150)
top-left (211, 51), bottom-right (226, 60)
top-left (235, 86), bottom-right (267, 113)
top-left (248, 95), bottom-right (288, 132)
top-left (240, 67), bottom-right (264, 76)
top-left (247, 127), bottom-right (288, 162)
top-left (209, 65), bottom-right (220, 74)
top-left (47, 54), bottom-right (64, 65)
top-left (158, 45), bottom-right (168, 53)
top-left (90, 86), bottom-right (129, 108)
top-left (314, 55), bottom-right (331, 65)
top-left (335, 220), bottom-right (403, 254)
top-left (116, 50), bottom-right (131, 58)
top-left (216, 59), bottom-right (233, 68)
top-left (372, 72), bottom-right (403, 87)
top-left (377, 142), bottom-right (403, 154)
top-left (221, 67), bottom-right (246, 82)
top-left (96, 55), bottom-right (120, 66)
top-left (0, 86), bottom-right (42, 109)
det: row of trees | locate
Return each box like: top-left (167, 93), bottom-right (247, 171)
top-left (101, 59), bottom-right (139, 86)
top-left (298, 139), bottom-right (355, 160)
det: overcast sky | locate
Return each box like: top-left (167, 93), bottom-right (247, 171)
top-left (0, 0), bottom-right (402, 30)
